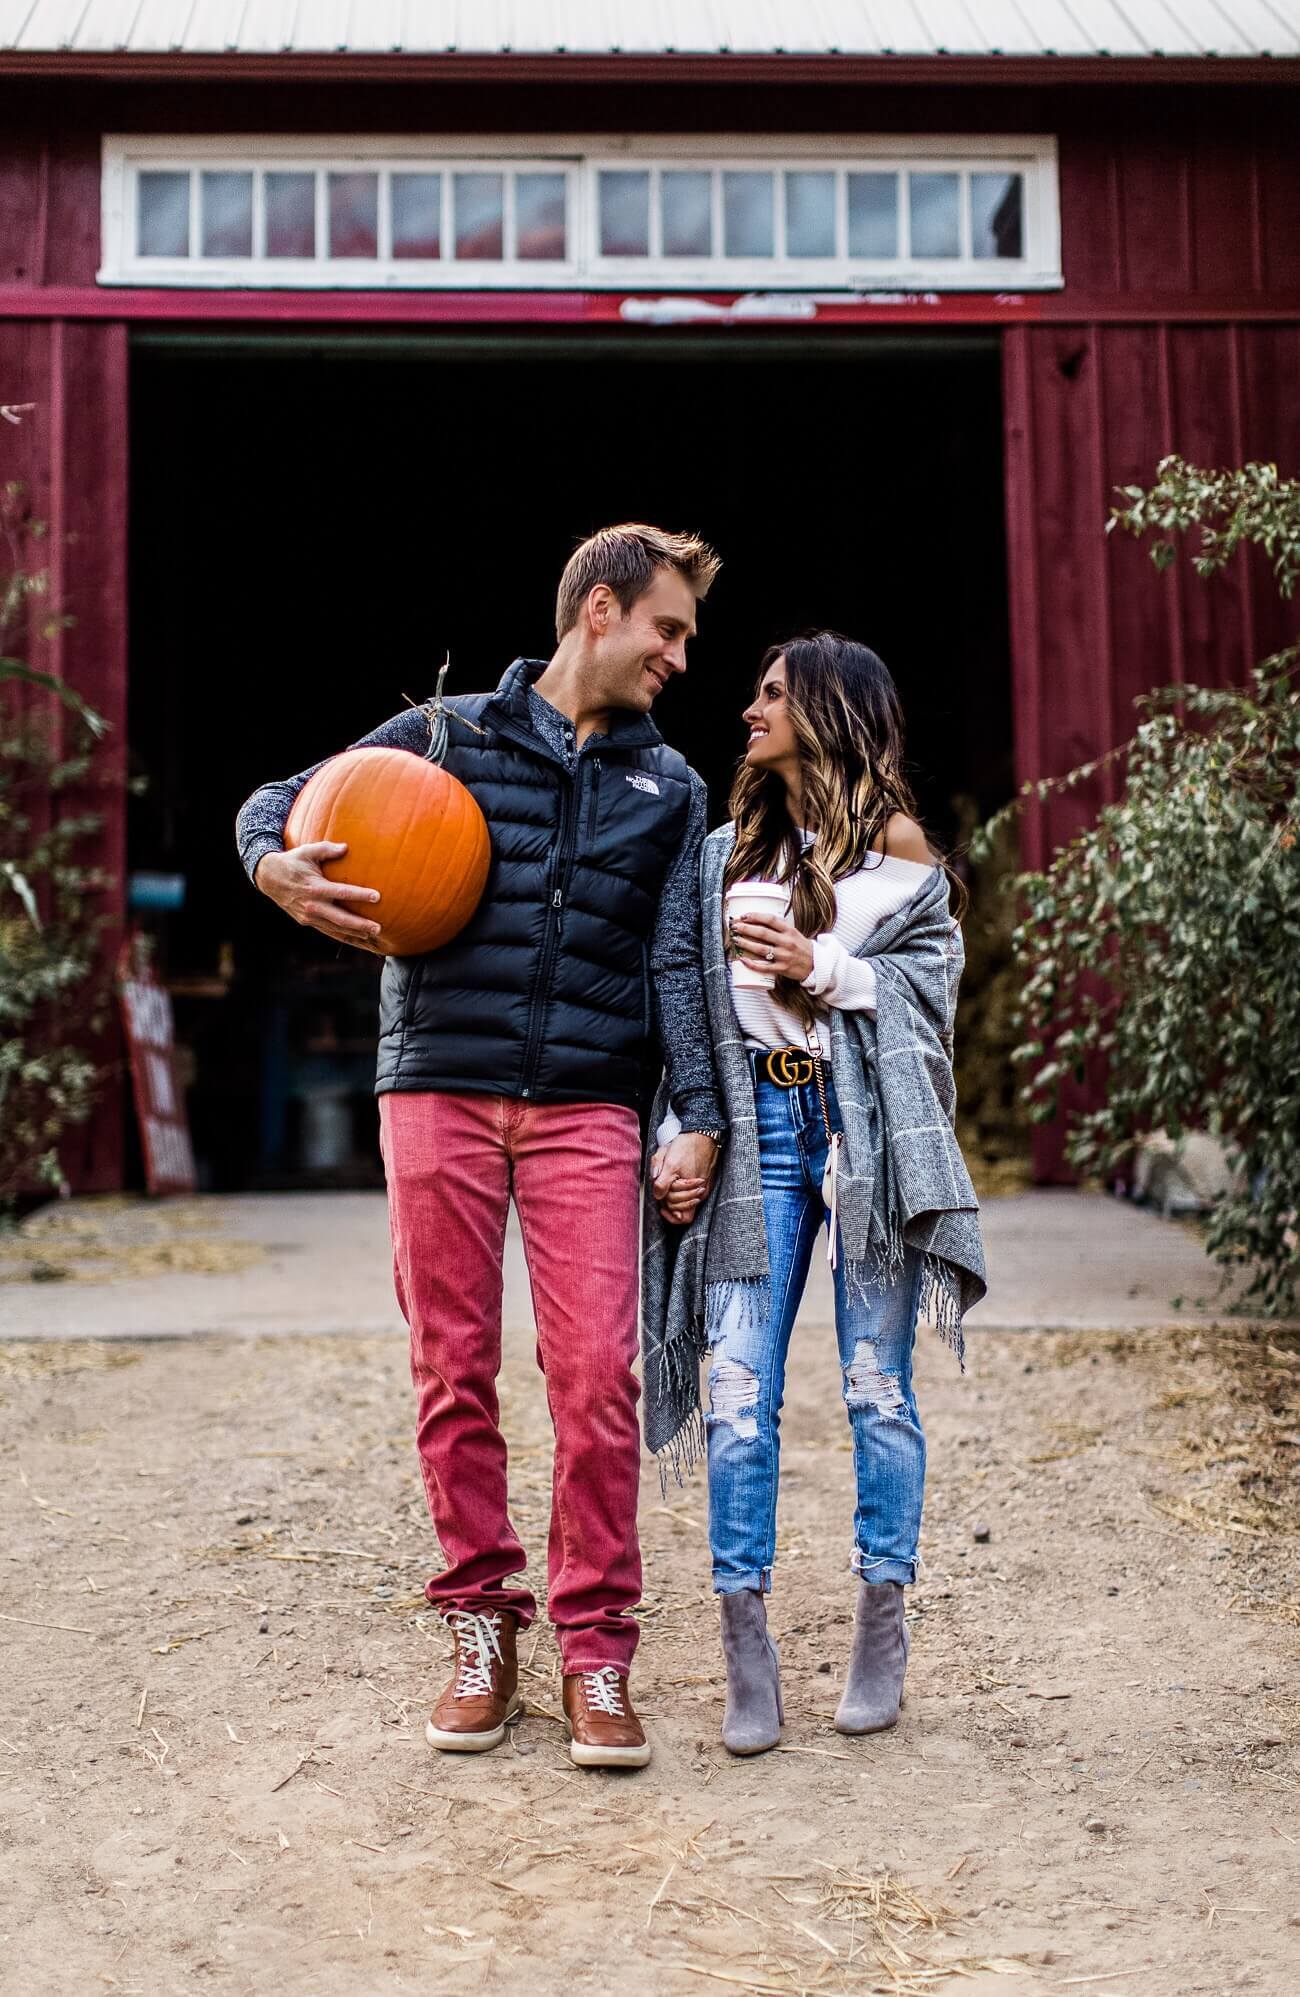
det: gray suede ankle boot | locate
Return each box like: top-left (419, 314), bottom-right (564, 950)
top-left (834, 1580), bottom-right (910, 1735)
top-left (719, 1590), bottom-right (783, 1756)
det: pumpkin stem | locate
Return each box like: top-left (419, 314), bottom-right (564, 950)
top-left (426, 652), bottom-right (452, 767)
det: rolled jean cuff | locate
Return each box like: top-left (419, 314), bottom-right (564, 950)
top-left (559, 1640), bottom-right (639, 1676)
top-left (429, 1585), bottom-right (536, 1630)
top-left (557, 1611), bottom-right (641, 1679)
top-left (851, 1550), bottom-right (917, 1586)
top-left (712, 1568), bottom-right (771, 1596)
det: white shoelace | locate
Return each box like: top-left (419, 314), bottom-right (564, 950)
top-left (446, 1610), bottom-right (504, 1700)
top-left (581, 1667), bottom-right (626, 1717)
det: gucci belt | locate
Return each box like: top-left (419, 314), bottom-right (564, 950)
top-left (762, 1046), bottom-right (816, 1088)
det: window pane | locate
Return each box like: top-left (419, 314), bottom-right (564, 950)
top-left (847, 172), bottom-right (898, 258)
top-left (599, 171), bottom-right (649, 256)
top-left (971, 171), bottom-right (1023, 258)
top-left (391, 173), bottom-right (442, 258)
top-left (661, 170), bottom-right (712, 256)
top-left (329, 172), bottom-right (378, 259)
top-left (515, 172), bottom-right (567, 260)
top-left (785, 171), bottom-right (835, 258)
top-left (723, 171), bottom-right (774, 258)
top-left (454, 173), bottom-right (504, 260)
top-left (200, 171), bottom-right (252, 258)
top-left (138, 171), bottom-right (190, 257)
top-left (909, 172), bottom-right (961, 258)
top-left (265, 172), bottom-right (316, 258)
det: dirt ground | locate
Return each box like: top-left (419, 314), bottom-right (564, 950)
top-left (2, 1297), bottom-right (1298, 1997)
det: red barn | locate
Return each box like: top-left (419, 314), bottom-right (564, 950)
top-left (2, 4), bottom-right (1297, 1191)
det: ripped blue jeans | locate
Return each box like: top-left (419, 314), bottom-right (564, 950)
top-left (707, 1066), bottom-right (926, 1594)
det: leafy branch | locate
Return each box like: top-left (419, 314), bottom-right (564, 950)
top-left (1108, 454), bottom-right (1300, 599)
top-left (0, 433), bottom-right (113, 1205)
top-left (981, 458), bottom-right (1300, 1313)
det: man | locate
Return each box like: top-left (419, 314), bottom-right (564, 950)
top-left (236, 525), bottom-right (725, 1769)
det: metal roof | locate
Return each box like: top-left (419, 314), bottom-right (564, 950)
top-left (1, 0), bottom-right (1297, 60)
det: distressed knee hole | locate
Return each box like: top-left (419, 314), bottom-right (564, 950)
top-left (843, 1339), bottom-right (906, 1418)
top-left (707, 1349), bottom-right (759, 1441)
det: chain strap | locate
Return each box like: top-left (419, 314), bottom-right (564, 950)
top-left (806, 1025), bottom-right (844, 1267)
top-left (804, 1027), bottom-right (837, 1144)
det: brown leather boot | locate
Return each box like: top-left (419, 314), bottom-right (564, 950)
top-left (425, 1609), bottom-right (522, 1753)
top-left (561, 1668), bottom-right (651, 1769)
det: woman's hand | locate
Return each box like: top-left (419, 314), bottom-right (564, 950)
top-left (729, 913), bottom-right (814, 984)
top-left (650, 1133), bottom-right (718, 1227)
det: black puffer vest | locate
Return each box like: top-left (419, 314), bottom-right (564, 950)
top-left (375, 659), bottom-right (693, 1109)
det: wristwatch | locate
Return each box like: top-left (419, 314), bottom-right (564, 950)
top-left (689, 1128), bottom-right (727, 1149)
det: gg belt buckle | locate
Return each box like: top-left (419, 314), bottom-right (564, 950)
top-left (764, 1046), bottom-right (815, 1088)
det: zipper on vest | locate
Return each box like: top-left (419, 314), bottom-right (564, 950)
top-left (585, 757), bottom-right (601, 841)
top-left (518, 775), bottom-right (576, 1097)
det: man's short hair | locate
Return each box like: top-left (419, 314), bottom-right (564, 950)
top-left (555, 523), bottom-right (721, 641)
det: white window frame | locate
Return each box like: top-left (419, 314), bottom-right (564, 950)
top-left (100, 134), bottom-right (1061, 292)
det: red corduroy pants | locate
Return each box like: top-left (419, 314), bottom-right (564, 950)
top-left (379, 1090), bottom-right (644, 1674)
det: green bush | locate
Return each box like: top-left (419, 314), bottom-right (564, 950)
top-left (977, 457), bottom-right (1300, 1314)
top-left (1, 473), bottom-right (112, 1204)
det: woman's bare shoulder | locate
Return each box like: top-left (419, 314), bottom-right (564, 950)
top-left (869, 813), bottom-right (937, 865)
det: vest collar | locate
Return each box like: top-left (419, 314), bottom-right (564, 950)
top-left (485, 656), bottom-right (666, 754)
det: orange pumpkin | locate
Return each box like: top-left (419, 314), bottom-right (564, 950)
top-left (285, 746), bottom-right (491, 957)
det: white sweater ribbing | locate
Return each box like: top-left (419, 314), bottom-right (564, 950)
top-left (730, 850), bottom-right (935, 1051)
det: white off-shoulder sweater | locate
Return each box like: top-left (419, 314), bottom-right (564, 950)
top-left (731, 846), bottom-right (935, 1051)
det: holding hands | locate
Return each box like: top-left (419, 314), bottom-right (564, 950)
top-left (651, 1131), bottom-right (721, 1228)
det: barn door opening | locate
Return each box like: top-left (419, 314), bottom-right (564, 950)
top-left (128, 328), bottom-right (1011, 1190)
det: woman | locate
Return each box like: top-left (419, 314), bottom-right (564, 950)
top-left (642, 632), bottom-right (986, 1758)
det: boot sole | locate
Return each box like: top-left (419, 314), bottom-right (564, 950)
top-left (565, 1727), bottom-right (651, 1769)
top-left (834, 1711), bottom-right (900, 1735)
top-left (425, 1698), bottom-right (523, 1754)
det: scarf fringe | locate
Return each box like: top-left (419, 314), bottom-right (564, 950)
top-left (841, 1244), bottom-right (968, 1373)
top-left (920, 1252), bottom-right (968, 1371)
top-left (648, 1289), bottom-right (709, 1493)
top-left (649, 1276), bottom-right (773, 1493)
top-left (654, 1404), bottom-right (707, 1494)
top-left (704, 1276), bottom-right (771, 1339)
top-left (839, 1202), bottom-right (906, 1309)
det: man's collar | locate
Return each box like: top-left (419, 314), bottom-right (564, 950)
top-left (488, 657), bottom-right (664, 750)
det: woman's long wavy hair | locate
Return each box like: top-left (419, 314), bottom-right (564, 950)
top-left (725, 631), bottom-right (963, 1027)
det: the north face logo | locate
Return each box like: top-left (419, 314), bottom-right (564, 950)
top-left (625, 773), bottom-right (661, 797)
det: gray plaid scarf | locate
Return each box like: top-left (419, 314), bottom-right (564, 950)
top-left (641, 824), bottom-right (987, 1482)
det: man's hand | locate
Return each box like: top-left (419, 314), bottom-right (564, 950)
top-left (651, 1131), bottom-right (720, 1227)
top-left (254, 842), bottom-right (383, 951)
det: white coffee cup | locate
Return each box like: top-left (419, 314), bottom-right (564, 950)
top-left (724, 880), bottom-right (791, 990)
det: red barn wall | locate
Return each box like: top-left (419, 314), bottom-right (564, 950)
top-left (1005, 321), bottom-right (1300, 862)
top-left (0, 72), bottom-right (1296, 1190)
top-left (0, 315), bottom-right (128, 1192)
